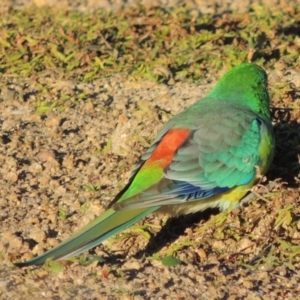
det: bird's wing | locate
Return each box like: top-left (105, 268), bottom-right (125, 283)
top-left (113, 107), bottom-right (267, 211)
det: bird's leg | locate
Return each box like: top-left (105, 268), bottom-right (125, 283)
top-left (241, 166), bottom-right (278, 206)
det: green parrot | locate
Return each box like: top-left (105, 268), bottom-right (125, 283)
top-left (15, 63), bottom-right (275, 267)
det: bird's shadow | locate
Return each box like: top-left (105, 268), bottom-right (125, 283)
top-left (135, 208), bottom-right (220, 259)
top-left (269, 107), bottom-right (300, 186)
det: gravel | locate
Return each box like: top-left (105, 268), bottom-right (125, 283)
top-left (1, 0), bottom-right (300, 299)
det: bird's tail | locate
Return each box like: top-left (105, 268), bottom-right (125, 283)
top-left (15, 206), bottom-right (159, 267)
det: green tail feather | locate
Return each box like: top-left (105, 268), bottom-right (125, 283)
top-left (15, 206), bottom-right (159, 267)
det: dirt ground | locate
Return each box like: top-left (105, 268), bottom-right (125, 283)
top-left (1, 0), bottom-right (300, 299)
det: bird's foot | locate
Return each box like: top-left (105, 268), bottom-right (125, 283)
top-left (240, 180), bottom-right (278, 206)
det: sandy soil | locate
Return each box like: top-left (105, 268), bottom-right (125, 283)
top-left (1, 0), bottom-right (300, 299)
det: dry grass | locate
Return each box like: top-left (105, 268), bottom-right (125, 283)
top-left (0, 1), bottom-right (299, 299)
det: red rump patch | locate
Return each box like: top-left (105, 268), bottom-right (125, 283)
top-left (146, 129), bottom-right (190, 168)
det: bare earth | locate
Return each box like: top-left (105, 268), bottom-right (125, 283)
top-left (1, 0), bottom-right (300, 299)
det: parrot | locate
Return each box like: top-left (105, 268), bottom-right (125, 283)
top-left (15, 63), bottom-right (275, 267)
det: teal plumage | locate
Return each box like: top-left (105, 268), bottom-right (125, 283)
top-left (15, 63), bottom-right (274, 267)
